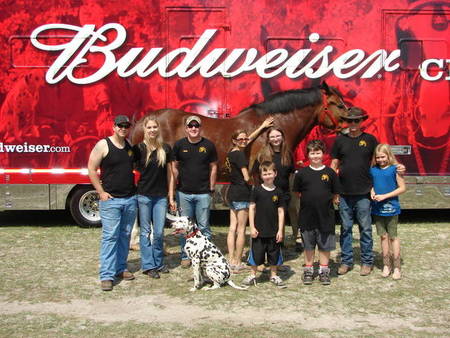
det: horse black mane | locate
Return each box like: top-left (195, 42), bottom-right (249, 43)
top-left (242, 87), bottom-right (323, 115)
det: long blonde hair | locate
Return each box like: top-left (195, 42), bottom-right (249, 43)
top-left (372, 144), bottom-right (398, 167)
top-left (142, 115), bottom-right (166, 167)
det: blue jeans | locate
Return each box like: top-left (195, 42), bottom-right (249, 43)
top-left (339, 195), bottom-right (373, 266)
top-left (99, 195), bottom-right (137, 281)
top-left (137, 195), bottom-right (168, 271)
top-left (177, 191), bottom-right (212, 260)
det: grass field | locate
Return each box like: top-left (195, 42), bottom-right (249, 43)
top-left (0, 210), bottom-right (449, 337)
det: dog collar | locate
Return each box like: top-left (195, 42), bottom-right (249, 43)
top-left (186, 228), bottom-right (199, 239)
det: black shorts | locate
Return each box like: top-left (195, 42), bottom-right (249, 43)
top-left (301, 229), bottom-right (336, 252)
top-left (248, 237), bottom-right (283, 266)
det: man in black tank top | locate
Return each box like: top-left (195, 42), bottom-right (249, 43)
top-left (88, 115), bottom-right (137, 291)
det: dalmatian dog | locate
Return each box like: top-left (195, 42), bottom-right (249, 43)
top-left (167, 214), bottom-right (247, 291)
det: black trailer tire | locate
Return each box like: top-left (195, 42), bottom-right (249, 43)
top-left (69, 186), bottom-right (101, 227)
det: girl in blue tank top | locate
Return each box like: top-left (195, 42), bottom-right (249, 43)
top-left (370, 144), bottom-right (406, 280)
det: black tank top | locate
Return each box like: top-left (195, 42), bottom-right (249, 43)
top-left (100, 137), bottom-right (135, 198)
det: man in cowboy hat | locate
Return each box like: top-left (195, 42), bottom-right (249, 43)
top-left (331, 107), bottom-right (378, 276)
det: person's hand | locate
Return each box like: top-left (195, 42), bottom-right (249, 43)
top-left (373, 194), bottom-right (387, 202)
top-left (262, 116), bottom-right (275, 129)
top-left (333, 195), bottom-right (340, 205)
top-left (250, 227), bottom-right (259, 238)
top-left (396, 163), bottom-right (406, 175)
top-left (276, 231), bottom-right (284, 243)
top-left (169, 200), bottom-right (177, 212)
top-left (99, 191), bottom-right (112, 201)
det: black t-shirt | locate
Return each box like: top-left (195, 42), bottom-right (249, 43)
top-left (250, 185), bottom-right (284, 238)
top-left (133, 143), bottom-right (174, 197)
top-left (331, 132), bottom-right (378, 195)
top-left (173, 137), bottom-right (218, 194)
top-left (100, 137), bottom-right (136, 198)
top-left (293, 166), bottom-right (340, 233)
top-left (252, 152), bottom-right (294, 193)
top-left (226, 150), bottom-right (251, 202)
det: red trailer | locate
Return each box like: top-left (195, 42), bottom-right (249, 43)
top-left (0, 0), bottom-right (448, 226)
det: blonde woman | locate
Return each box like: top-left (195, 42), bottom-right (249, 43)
top-left (134, 115), bottom-right (176, 279)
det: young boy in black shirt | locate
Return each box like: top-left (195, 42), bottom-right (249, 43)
top-left (293, 140), bottom-right (340, 285)
top-left (243, 161), bottom-right (286, 288)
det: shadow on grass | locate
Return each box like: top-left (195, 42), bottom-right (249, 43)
top-left (0, 210), bottom-right (75, 227)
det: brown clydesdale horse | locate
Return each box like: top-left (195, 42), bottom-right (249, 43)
top-left (131, 82), bottom-right (348, 181)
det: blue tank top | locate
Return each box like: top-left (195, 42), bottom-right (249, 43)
top-left (370, 165), bottom-right (401, 216)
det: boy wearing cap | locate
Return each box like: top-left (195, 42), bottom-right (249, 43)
top-left (88, 115), bottom-right (137, 291)
top-left (173, 115), bottom-right (218, 267)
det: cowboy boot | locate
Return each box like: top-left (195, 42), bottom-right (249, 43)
top-left (392, 256), bottom-right (401, 280)
top-left (381, 255), bottom-right (391, 278)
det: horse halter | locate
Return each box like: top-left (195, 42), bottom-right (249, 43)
top-left (318, 90), bottom-right (344, 131)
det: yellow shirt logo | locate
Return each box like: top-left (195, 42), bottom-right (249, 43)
top-left (199, 147), bottom-right (207, 153)
top-left (359, 140), bottom-right (367, 147)
top-left (128, 150), bottom-right (133, 157)
top-left (182, 149), bottom-right (188, 152)
top-left (321, 174), bottom-right (329, 182)
top-left (272, 195), bottom-right (279, 203)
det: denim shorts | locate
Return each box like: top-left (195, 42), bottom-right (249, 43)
top-left (230, 201), bottom-right (250, 210)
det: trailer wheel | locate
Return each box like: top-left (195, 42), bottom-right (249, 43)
top-left (70, 186), bottom-right (101, 227)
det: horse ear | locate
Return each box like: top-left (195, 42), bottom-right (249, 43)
top-left (320, 81), bottom-right (331, 94)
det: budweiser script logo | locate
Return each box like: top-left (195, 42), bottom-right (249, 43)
top-left (30, 23), bottom-right (449, 85)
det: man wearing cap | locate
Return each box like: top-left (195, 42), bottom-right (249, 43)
top-left (88, 115), bottom-right (137, 291)
top-left (331, 107), bottom-right (378, 276)
top-left (173, 115), bottom-right (218, 267)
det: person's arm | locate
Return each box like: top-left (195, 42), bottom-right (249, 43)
top-left (241, 167), bottom-right (250, 183)
top-left (167, 162), bottom-right (176, 211)
top-left (276, 206), bottom-right (285, 243)
top-left (372, 173), bottom-right (406, 202)
top-left (209, 161), bottom-right (217, 192)
top-left (330, 158), bottom-right (340, 173)
top-left (248, 116), bottom-right (274, 143)
top-left (87, 139), bottom-right (111, 201)
top-left (396, 163), bottom-right (406, 176)
top-left (172, 160), bottom-right (179, 183)
top-left (248, 202), bottom-right (259, 238)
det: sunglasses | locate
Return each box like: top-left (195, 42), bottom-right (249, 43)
top-left (236, 137), bottom-right (249, 142)
top-left (343, 118), bottom-right (362, 124)
top-left (187, 123), bottom-right (200, 129)
top-left (116, 123), bottom-right (131, 129)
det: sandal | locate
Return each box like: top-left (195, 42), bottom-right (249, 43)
top-left (242, 274), bottom-right (257, 286)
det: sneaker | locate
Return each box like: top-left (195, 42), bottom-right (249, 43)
top-left (381, 265), bottom-right (391, 278)
top-left (270, 275), bottom-right (287, 288)
top-left (242, 274), bottom-right (257, 286)
top-left (360, 265), bottom-right (373, 276)
top-left (158, 266), bottom-right (170, 274)
top-left (319, 269), bottom-right (331, 285)
top-left (392, 268), bottom-right (402, 280)
top-left (302, 269), bottom-right (314, 285)
top-left (116, 270), bottom-right (135, 281)
top-left (146, 269), bottom-right (160, 279)
top-left (337, 264), bottom-right (352, 275)
top-left (101, 280), bottom-right (113, 291)
top-left (181, 259), bottom-right (191, 269)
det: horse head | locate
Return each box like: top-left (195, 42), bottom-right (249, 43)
top-left (318, 81), bottom-right (348, 131)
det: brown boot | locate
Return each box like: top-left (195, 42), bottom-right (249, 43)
top-left (101, 280), bottom-right (113, 291)
top-left (360, 265), bottom-right (373, 276)
top-left (116, 270), bottom-right (135, 280)
top-left (337, 264), bottom-right (352, 275)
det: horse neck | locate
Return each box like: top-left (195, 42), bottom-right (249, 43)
top-left (277, 105), bottom-right (322, 146)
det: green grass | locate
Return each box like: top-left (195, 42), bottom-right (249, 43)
top-left (0, 210), bottom-right (449, 337)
